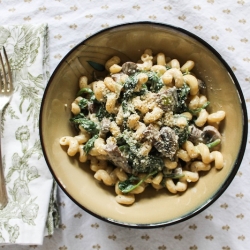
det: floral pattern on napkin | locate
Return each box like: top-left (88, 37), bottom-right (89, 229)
top-left (0, 24), bottom-right (59, 245)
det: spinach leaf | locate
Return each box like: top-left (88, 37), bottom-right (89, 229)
top-left (118, 170), bottom-right (157, 194)
top-left (119, 130), bottom-right (140, 155)
top-left (131, 155), bottom-right (164, 173)
top-left (83, 134), bottom-right (98, 154)
top-left (146, 71), bottom-right (163, 92)
top-left (123, 73), bottom-right (140, 100)
top-left (87, 61), bottom-right (105, 71)
top-left (117, 130), bottom-right (165, 173)
top-left (78, 98), bottom-right (89, 110)
top-left (173, 124), bottom-right (190, 146)
top-left (175, 83), bottom-right (190, 113)
top-left (95, 103), bottom-right (115, 121)
top-left (70, 114), bottom-right (99, 134)
top-left (77, 87), bottom-right (94, 97)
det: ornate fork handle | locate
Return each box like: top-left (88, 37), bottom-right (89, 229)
top-left (0, 110), bottom-right (8, 209)
top-left (0, 47), bottom-right (13, 209)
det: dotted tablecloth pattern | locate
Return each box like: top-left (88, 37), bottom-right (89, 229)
top-left (0, 0), bottom-right (249, 249)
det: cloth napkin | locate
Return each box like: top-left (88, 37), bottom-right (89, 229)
top-left (0, 24), bottom-right (59, 245)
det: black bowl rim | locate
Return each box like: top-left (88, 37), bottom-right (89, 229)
top-left (39, 21), bottom-right (248, 229)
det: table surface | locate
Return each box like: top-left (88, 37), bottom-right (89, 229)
top-left (1, 0), bottom-right (250, 249)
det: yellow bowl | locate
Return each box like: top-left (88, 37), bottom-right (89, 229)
top-left (39, 22), bottom-right (248, 227)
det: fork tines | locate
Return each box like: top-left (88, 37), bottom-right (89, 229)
top-left (0, 47), bottom-right (13, 93)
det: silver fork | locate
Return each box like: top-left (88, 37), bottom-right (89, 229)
top-left (0, 47), bottom-right (13, 209)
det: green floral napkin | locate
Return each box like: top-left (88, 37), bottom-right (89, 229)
top-left (0, 24), bottom-right (59, 245)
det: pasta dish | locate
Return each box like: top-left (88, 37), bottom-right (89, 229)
top-left (60, 49), bottom-right (226, 205)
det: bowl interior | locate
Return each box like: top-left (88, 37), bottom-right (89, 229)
top-left (40, 23), bottom-right (247, 226)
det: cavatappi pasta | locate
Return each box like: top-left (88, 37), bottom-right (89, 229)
top-left (60, 49), bottom-right (226, 205)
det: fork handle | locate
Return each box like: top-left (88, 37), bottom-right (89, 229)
top-left (0, 111), bottom-right (8, 209)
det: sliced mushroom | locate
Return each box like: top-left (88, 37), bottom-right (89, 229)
top-left (122, 62), bottom-right (137, 75)
top-left (105, 142), bottom-right (132, 174)
top-left (156, 87), bottom-right (178, 112)
top-left (155, 126), bottom-right (179, 158)
top-left (87, 101), bottom-right (94, 113)
top-left (143, 125), bottom-right (179, 158)
top-left (99, 118), bottom-right (111, 138)
top-left (201, 125), bottom-right (222, 144)
top-left (142, 124), bottom-right (160, 143)
top-left (188, 125), bottom-right (203, 144)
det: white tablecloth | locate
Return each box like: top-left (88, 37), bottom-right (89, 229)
top-left (1, 0), bottom-right (249, 249)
